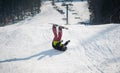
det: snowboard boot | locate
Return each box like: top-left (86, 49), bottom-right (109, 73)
top-left (59, 26), bottom-right (65, 30)
top-left (53, 24), bottom-right (58, 27)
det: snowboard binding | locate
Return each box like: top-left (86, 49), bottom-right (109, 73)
top-left (50, 23), bottom-right (68, 30)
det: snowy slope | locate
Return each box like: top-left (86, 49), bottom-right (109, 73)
top-left (0, 1), bottom-right (120, 73)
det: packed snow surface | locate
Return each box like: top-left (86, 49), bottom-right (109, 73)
top-left (0, 1), bottom-right (120, 73)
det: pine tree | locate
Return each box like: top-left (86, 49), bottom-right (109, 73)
top-left (88, 0), bottom-right (120, 25)
top-left (0, 0), bottom-right (42, 26)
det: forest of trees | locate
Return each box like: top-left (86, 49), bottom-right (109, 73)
top-left (1, 0), bottom-right (119, 26)
top-left (55, 0), bottom-right (84, 2)
top-left (0, 0), bottom-right (41, 26)
top-left (88, 0), bottom-right (120, 24)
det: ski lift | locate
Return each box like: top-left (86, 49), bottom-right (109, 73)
top-left (61, 0), bottom-right (73, 6)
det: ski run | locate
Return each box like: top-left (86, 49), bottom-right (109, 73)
top-left (0, 1), bottom-right (120, 73)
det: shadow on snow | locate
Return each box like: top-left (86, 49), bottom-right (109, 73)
top-left (0, 49), bottom-right (63, 63)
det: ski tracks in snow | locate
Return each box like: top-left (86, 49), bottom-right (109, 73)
top-left (80, 24), bottom-right (120, 73)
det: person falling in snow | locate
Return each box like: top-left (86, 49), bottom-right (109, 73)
top-left (52, 24), bottom-right (70, 51)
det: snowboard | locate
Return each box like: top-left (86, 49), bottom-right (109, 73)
top-left (50, 23), bottom-right (68, 30)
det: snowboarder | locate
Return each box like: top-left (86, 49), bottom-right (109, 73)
top-left (52, 24), bottom-right (70, 51)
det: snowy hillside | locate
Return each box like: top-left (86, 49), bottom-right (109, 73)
top-left (0, 1), bottom-right (120, 73)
